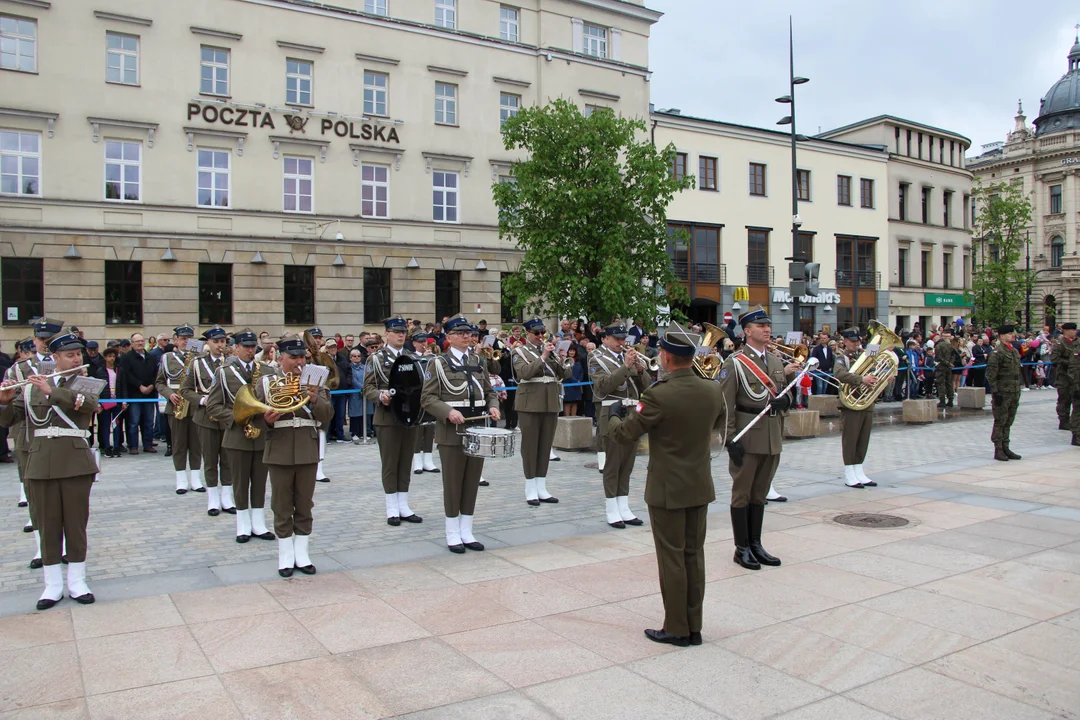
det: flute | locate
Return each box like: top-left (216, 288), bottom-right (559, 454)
top-left (1, 364), bottom-right (89, 389)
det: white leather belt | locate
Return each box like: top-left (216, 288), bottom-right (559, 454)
top-left (274, 418), bottom-right (317, 429)
top-left (34, 427), bottom-right (90, 439)
top-left (519, 377), bottom-right (555, 384)
top-left (601, 398), bottom-right (638, 407)
top-left (445, 400), bottom-right (482, 408)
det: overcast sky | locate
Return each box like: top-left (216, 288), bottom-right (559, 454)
top-left (647, 0), bottom-right (1078, 155)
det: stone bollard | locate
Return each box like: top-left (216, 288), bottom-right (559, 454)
top-left (807, 395), bottom-right (840, 418)
top-left (553, 416), bottom-right (593, 450)
top-left (957, 386), bottom-right (986, 409)
top-left (783, 409), bottom-right (820, 439)
top-left (902, 399), bottom-right (938, 424)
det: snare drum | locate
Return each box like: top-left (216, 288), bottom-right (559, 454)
top-left (462, 427), bottom-right (517, 459)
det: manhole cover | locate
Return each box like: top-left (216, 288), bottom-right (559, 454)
top-left (833, 513), bottom-right (909, 528)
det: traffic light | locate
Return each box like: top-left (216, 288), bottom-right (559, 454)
top-left (805, 262), bottom-right (820, 295)
top-left (788, 261), bottom-right (820, 298)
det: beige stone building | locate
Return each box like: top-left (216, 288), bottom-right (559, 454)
top-left (966, 35), bottom-right (1080, 328)
top-left (0, 0), bottom-right (659, 342)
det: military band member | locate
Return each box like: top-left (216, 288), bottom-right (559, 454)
top-left (720, 306), bottom-right (799, 571)
top-left (1069, 334), bottom-right (1080, 447)
top-left (834, 327), bottom-right (879, 488)
top-left (987, 325), bottom-right (1023, 461)
top-left (409, 331), bottom-right (440, 476)
top-left (588, 322), bottom-right (647, 528)
top-left (181, 327), bottom-right (230, 503)
top-left (205, 329), bottom-right (275, 541)
top-left (155, 323), bottom-right (203, 495)
top-left (363, 316), bottom-right (423, 526)
top-left (258, 333), bottom-right (332, 576)
top-left (0, 330), bottom-right (99, 610)
top-left (307, 326), bottom-right (332, 483)
top-left (1051, 322), bottom-right (1078, 431)
top-left (607, 322), bottom-right (725, 646)
top-left (420, 315), bottom-right (501, 553)
top-left (934, 330), bottom-right (957, 408)
top-left (512, 318), bottom-right (571, 506)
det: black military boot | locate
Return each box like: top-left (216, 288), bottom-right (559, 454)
top-left (1060, 419), bottom-right (1070, 430)
top-left (937, 399), bottom-right (946, 408)
top-left (1073, 433), bottom-right (1080, 447)
top-left (747, 504), bottom-right (781, 566)
top-left (165, 443), bottom-right (173, 458)
top-left (946, 397), bottom-right (954, 408)
top-left (994, 444), bottom-right (1009, 461)
top-left (730, 506), bottom-right (760, 570)
top-left (1003, 444), bottom-right (1021, 460)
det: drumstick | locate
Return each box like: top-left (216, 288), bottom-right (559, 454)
top-left (461, 413), bottom-right (494, 422)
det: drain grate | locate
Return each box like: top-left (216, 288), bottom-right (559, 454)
top-left (833, 513), bottom-right (910, 528)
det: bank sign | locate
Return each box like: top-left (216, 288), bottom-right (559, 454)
top-left (186, 103), bottom-right (401, 144)
top-left (771, 290), bottom-right (841, 304)
top-left (924, 293), bottom-right (972, 307)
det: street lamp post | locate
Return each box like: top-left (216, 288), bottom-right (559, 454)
top-left (776, 17), bottom-right (809, 336)
top-left (1024, 230), bottom-right (1031, 332)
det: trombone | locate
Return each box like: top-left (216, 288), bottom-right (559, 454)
top-left (768, 341), bottom-right (841, 390)
top-left (2, 364), bottom-right (89, 389)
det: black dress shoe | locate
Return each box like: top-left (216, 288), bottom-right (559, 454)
top-left (689, 631), bottom-right (703, 646)
top-left (36, 597), bottom-right (61, 611)
top-left (175, 489), bottom-right (187, 495)
top-left (424, 467), bottom-right (440, 474)
top-left (316, 477), bottom-right (330, 483)
top-left (750, 543), bottom-right (781, 567)
top-left (550, 455), bottom-right (561, 462)
top-left (235, 534), bottom-right (250, 544)
top-left (625, 517), bottom-right (644, 526)
top-left (644, 628), bottom-right (690, 647)
top-left (414, 468), bottom-right (424, 475)
top-left (539, 496), bottom-right (559, 503)
top-left (278, 567), bottom-right (294, 578)
top-left (164, 447), bottom-right (173, 458)
top-left (72, 592), bottom-right (95, 605)
top-left (734, 546), bottom-right (761, 570)
top-left (609, 520), bottom-right (626, 529)
top-left (194, 487), bottom-right (206, 493)
top-left (295, 564), bottom-right (316, 575)
top-left (62, 555), bottom-right (68, 564)
top-left (464, 541), bottom-right (485, 551)
top-left (252, 531), bottom-right (275, 540)
top-left (768, 495), bottom-right (788, 502)
top-left (401, 514), bottom-right (423, 523)
top-left (527, 499), bottom-right (540, 506)
top-left (387, 516), bottom-right (401, 526)
top-left (17, 500), bottom-right (27, 508)
top-left (448, 543), bottom-right (466, 554)
top-left (223, 507), bottom-right (237, 515)
top-left (23, 525), bottom-right (34, 533)
top-left (479, 480), bottom-right (489, 486)
top-left (208, 508), bottom-right (220, 517)
top-left (861, 481), bottom-right (878, 487)
top-left (29, 558), bottom-right (42, 569)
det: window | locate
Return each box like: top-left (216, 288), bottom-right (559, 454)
top-left (943, 252), bottom-right (952, 289)
top-left (583, 23), bottom-right (607, 58)
top-left (283, 265), bottom-right (315, 325)
top-left (921, 186), bottom-right (931, 224)
top-left (860, 178), bottom-right (874, 209)
top-left (435, 82), bottom-right (456, 125)
top-left (283, 156), bottom-right (313, 213)
top-left (693, 226), bottom-right (720, 282)
top-left (501, 272), bottom-right (522, 323)
top-left (363, 71), bottom-right (388, 116)
top-left (106, 32), bottom-right (138, 85)
top-left (361, 163), bottom-right (389, 218)
top-left (699, 156), bottom-right (717, 191)
top-left (500, 6), bottom-right (519, 42)
top-left (921, 250), bottom-right (930, 288)
top-left (906, 129), bottom-right (911, 156)
top-left (837, 175), bottom-right (852, 206)
top-left (796, 169), bottom-right (810, 201)
top-left (363, 268), bottom-right (391, 324)
top-left (748, 162), bottom-right (766, 196)
top-left (898, 183), bottom-right (908, 221)
top-left (917, 132), bottom-right (923, 159)
top-left (198, 263), bottom-right (232, 325)
top-left (435, 0), bottom-right (456, 29)
top-left (104, 261), bottom-right (142, 325)
top-left (898, 248), bottom-right (908, 287)
top-left (0, 130), bottom-right (40, 196)
top-left (435, 270), bottom-right (460, 320)
top-left (499, 92), bottom-right (519, 126)
top-left (432, 170), bottom-right (459, 222)
top-left (1050, 184), bottom-right (1063, 214)
top-left (365, 0), bottom-right (387, 15)
top-left (747, 229), bottom-right (769, 284)
top-left (1051, 237), bottom-right (1065, 268)
top-left (942, 190), bottom-right (952, 227)
top-left (104, 140), bottom-right (140, 202)
top-left (1, 257), bottom-right (42, 326)
top-left (836, 236), bottom-right (876, 288)
top-left (197, 148), bottom-right (230, 207)
top-left (967, 194), bottom-right (974, 228)
top-left (795, 231), bottom-right (813, 262)
top-left (963, 254), bottom-right (970, 288)
top-left (671, 152), bottom-right (687, 181)
top-left (0, 15), bottom-right (36, 72)
top-left (200, 46), bottom-right (229, 96)
top-left (666, 224), bottom-right (689, 280)
top-left (285, 58), bottom-right (312, 105)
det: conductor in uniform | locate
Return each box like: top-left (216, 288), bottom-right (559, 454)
top-left (833, 327), bottom-right (879, 488)
top-left (155, 323), bottom-right (203, 496)
top-left (607, 322), bottom-right (725, 646)
top-left (719, 306), bottom-right (799, 571)
top-left (987, 325), bottom-right (1022, 461)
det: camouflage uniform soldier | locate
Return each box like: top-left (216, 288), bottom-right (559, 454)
top-left (1069, 334), bottom-right (1080, 447)
top-left (934, 330), bottom-right (958, 408)
top-left (986, 325), bottom-right (1022, 461)
top-left (1051, 322), bottom-right (1078, 430)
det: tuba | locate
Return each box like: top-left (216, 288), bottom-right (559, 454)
top-left (233, 372), bottom-right (310, 439)
top-left (692, 322), bottom-right (728, 380)
top-left (304, 331), bottom-right (340, 390)
top-left (839, 320), bottom-right (903, 411)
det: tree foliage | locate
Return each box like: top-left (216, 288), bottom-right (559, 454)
top-left (493, 99), bottom-right (693, 325)
top-left (965, 180), bottom-right (1033, 328)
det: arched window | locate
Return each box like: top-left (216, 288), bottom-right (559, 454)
top-left (1051, 236), bottom-right (1065, 268)
top-left (1044, 295), bottom-right (1057, 328)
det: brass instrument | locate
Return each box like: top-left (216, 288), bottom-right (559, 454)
top-left (304, 331), bottom-right (340, 390)
top-left (233, 372), bottom-right (310, 439)
top-left (479, 346), bottom-right (502, 362)
top-left (768, 340), bottom-right (810, 364)
top-left (628, 344), bottom-right (661, 372)
top-left (2, 364), bottom-right (88, 389)
top-left (172, 348), bottom-right (200, 420)
top-left (838, 320), bottom-right (902, 411)
top-left (692, 323), bottom-right (728, 380)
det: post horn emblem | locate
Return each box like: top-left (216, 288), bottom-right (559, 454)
top-left (283, 115), bottom-right (309, 134)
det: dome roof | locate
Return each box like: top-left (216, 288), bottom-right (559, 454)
top-left (1034, 35), bottom-right (1080, 136)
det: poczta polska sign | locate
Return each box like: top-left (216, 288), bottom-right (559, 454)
top-left (186, 103), bottom-right (401, 143)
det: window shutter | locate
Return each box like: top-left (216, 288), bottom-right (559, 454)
top-left (610, 28), bottom-right (621, 61)
top-left (571, 18), bottom-right (583, 53)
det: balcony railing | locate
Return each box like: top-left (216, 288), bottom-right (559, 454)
top-left (835, 269), bottom-right (881, 289)
top-left (747, 264), bottom-right (773, 286)
top-left (671, 261), bottom-right (726, 285)
top-left (672, 260), bottom-right (689, 281)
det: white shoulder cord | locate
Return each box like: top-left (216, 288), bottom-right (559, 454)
top-left (733, 354), bottom-right (770, 403)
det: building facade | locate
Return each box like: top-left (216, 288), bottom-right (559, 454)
top-left (0, 0), bottom-right (659, 341)
top-left (653, 109), bottom-right (890, 337)
top-left (966, 35), bottom-right (1080, 327)
top-left (819, 116), bottom-right (973, 333)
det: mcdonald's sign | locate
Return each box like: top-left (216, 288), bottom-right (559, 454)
top-left (733, 287), bottom-right (750, 302)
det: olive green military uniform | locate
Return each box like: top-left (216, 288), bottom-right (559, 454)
top-left (204, 359), bottom-right (272, 517)
top-left (6, 356), bottom-right (41, 522)
top-left (181, 353), bottom-right (230, 489)
top-left (511, 340), bottom-right (571, 500)
top-left (588, 346), bottom-right (646, 499)
top-left (155, 350), bottom-right (202, 473)
top-left (934, 338), bottom-right (957, 407)
top-left (1051, 335), bottom-right (1078, 429)
top-left (1068, 347), bottom-right (1080, 445)
top-left (834, 350), bottom-right (873, 466)
top-left (362, 345), bottom-right (419, 509)
top-left (986, 340), bottom-right (1022, 457)
top-left (608, 368), bottom-right (724, 639)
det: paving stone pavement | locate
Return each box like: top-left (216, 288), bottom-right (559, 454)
top-left (0, 394), bottom-right (1070, 612)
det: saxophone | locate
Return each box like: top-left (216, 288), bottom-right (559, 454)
top-left (242, 362), bottom-right (262, 439)
top-left (172, 349), bottom-right (199, 419)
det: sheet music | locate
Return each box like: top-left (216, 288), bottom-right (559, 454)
top-left (557, 340), bottom-right (572, 353)
top-left (482, 334), bottom-right (496, 348)
top-left (187, 338), bottom-right (206, 354)
top-left (300, 364), bottom-right (330, 387)
top-left (694, 346), bottom-right (712, 356)
top-left (67, 375), bottom-right (107, 395)
top-left (38, 360), bottom-right (56, 375)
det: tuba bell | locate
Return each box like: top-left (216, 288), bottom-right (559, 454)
top-left (692, 322), bottom-right (728, 380)
top-left (232, 373), bottom-right (310, 439)
top-left (838, 320), bottom-right (903, 411)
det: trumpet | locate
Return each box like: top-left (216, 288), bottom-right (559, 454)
top-left (769, 341), bottom-right (841, 389)
top-left (2, 364), bottom-right (89, 389)
top-left (626, 346), bottom-right (660, 372)
top-left (479, 346), bottom-right (502, 362)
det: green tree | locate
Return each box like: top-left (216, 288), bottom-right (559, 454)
top-left (493, 99), bottom-right (693, 325)
top-left (965, 179), bottom-right (1033, 328)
